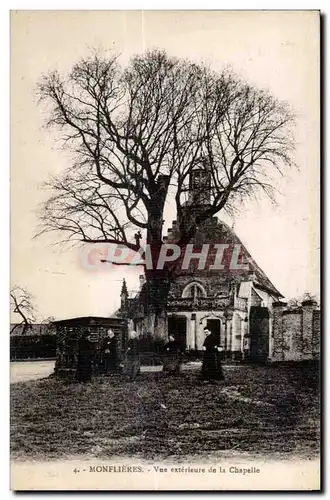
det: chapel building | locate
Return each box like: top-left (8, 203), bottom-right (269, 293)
top-left (118, 167), bottom-right (286, 362)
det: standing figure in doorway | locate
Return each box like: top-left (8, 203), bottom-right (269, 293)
top-left (243, 333), bottom-right (251, 361)
top-left (76, 332), bottom-right (92, 383)
top-left (103, 329), bottom-right (121, 375)
top-left (163, 334), bottom-right (183, 375)
top-left (201, 327), bottom-right (225, 381)
top-left (123, 331), bottom-right (141, 381)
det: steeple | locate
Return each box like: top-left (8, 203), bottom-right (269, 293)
top-left (179, 160), bottom-right (212, 226)
top-left (120, 278), bottom-right (128, 310)
top-left (187, 162), bottom-right (212, 206)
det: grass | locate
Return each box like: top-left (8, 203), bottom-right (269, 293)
top-left (10, 363), bottom-right (320, 461)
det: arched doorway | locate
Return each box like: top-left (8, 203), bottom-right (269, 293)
top-left (206, 318), bottom-right (223, 358)
top-left (206, 318), bottom-right (221, 344)
top-left (168, 316), bottom-right (187, 351)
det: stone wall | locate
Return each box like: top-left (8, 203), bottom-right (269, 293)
top-left (272, 300), bottom-right (320, 361)
top-left (312, 310), bottom-right (320, 358)
top-left (282, 310), bottom-right (302, 361)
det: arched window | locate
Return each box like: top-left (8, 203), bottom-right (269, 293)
top-left (182, 282), bottom-right (207, 300)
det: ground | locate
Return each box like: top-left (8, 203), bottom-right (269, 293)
top-left (10, 359), bottom-right (55, 384)
top-left (10, 363), bottom-right (320, 461)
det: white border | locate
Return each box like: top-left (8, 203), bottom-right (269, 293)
top-left (3, 3), bottom-right (326, 499)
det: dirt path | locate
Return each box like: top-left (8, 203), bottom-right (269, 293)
top-left (9, 360), bottom-right (205, 384)
top-left (10, 360), bottom-right (56, 384)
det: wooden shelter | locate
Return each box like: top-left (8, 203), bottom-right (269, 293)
top-left (53, 316), bottom-right (127, 379)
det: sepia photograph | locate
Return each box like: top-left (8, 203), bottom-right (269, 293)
top-left (10, 9), bottom-right (320, 491)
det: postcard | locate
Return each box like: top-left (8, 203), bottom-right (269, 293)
top-left (10, 10), bottom-right (320, 491)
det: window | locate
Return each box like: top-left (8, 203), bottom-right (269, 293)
top-left (182, 282), bottom-right (207, 300)
top-left (192, 170), bottom-right (202, 187)
top-left (190, 169), bottom-right (211, 189)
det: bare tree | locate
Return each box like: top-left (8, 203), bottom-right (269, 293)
top-left (286, 298), bottom-right (301, 310)
top-left (36, 49), bottom-right (295, 338)
top-left (302, 292), bottom-right (318, 304)
top-left (41, 316), bottom-right (56, 335)
top-left (287, 292), bottom-right (319, 310)
top-left (10, 286), bottom-right (36, 335)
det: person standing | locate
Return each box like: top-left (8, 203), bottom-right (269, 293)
top-left (163, 334), bottom-right (183, 375)
top-left (76, 332), bottom-right (92, 383)
top-left (243, 333), bottom-right (251, 361)
top-left (215, 344), bottom-right (225, 381)
top-left (123, 331), bottom-right (140, 381)
top-left (103, 329), bottom-right (120, 375)
top-left (201, 327), bottom-right (225, 381)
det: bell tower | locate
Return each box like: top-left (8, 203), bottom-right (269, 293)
top-left (188, 166), bottom-right (212, 206)
top-left (179, 160), bottom-right (212, 227)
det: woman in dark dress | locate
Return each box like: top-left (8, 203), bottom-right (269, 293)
top-left (103, 329), bottom-right (120, 375)
top-left (201, 327), bottom-right (225, 381)
top-left (123, 331), bottom-right (141, 381)
top-left (76, 334), bottom-right (92, 383)
top-left (163, 335), bottom-right (183, 375)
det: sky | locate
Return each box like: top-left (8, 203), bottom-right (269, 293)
top-left (10, 10), bottom-right (320, 322)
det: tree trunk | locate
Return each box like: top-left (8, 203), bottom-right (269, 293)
top-left (143, 200), bottom-right (171, 340)
top-left (144, 269), bottom-right (171, 341)
top-left (21, 321), bottom-right (30, 335)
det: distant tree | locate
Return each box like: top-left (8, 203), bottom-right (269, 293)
top-left (287, 292), bottom-right (319, 310)
top-left (41, 316), bottom-right (56, 334)
top-left (286, 298), bottom-right (301, 310)
top-left (36, 49), bottom-right (295, 338)
top-left (10, 286), bottom-right (36, 335)
top-left (301, 292), bottom-right (318, 304)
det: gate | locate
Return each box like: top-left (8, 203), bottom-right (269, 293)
top-left (249, 306), bottom-right (270, 362)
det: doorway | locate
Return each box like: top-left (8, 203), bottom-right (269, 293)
top-left (168, 316), bottom-right (187, 351)
top-left (206, 319), bottom-right (221, 345)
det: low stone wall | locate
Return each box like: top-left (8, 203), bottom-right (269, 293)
top-left (10, 334), bottom-right (56, 360)
top-left (272, 300), bottom-right (320, 361)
